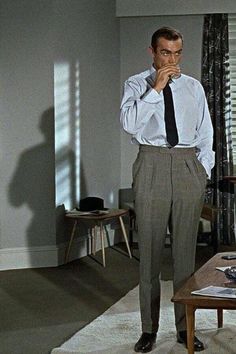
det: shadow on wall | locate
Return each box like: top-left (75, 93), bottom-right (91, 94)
top-left (8, 107), bottom-right (55, 249)
top-left (56, 160), bottom-right (91, 261)
top-left (55, 154), bottom-right (89, 247)
top-left (55, 148), bottom-right (77, 246)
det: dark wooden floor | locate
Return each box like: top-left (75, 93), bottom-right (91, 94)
top-left (0, 242), bottom-right (235, 354)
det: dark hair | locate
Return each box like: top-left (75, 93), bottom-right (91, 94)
top-left (151, 27), bottom-right (183, 52)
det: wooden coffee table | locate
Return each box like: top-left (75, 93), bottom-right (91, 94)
top-left (172, 252), bottom-right (236, 354)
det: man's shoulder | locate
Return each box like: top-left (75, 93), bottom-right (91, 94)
top-left (182, 74), bottom-right (202, 86)
top-left (126, 68), bottom-right (152, 83)
top-left (180, 74), bottom-right (206, 100)
top-left (182, 74), bottom-right (204, 91)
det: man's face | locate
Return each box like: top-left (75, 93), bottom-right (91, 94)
top-left (151, 37), bottom-right (183, 70)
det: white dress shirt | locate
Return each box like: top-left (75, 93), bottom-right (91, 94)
top-left (120, 66), bottom-right (215, 178)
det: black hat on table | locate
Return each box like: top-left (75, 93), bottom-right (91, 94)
top-left (78, 197), bottom-right (108, 212)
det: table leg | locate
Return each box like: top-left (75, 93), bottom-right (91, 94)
top-left (64, 220), bottom-right (78, 263)
top-left (129, 210), bottom-right (135, 253)
top-left (186, 304), bottom-right (195, 354)
top-left (91, 225), bottom-right (97, 256)
top-left (217, 308), bottom-right (223, 328)
top-left (119, 216), bottom-right (132, 258)
top-left (100, 222), bottom-right (106, 267)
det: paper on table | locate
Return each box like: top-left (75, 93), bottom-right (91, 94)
top-left (191, 285), bottom-right (236, 298)
top-left (66, 209), bottom-right (110, 216)
top-left (216, 266), bottom-right (236, 272)
top-left (66, 211), bottom-right (94, 216)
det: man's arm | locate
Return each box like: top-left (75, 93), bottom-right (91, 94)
top-left (196, 84), bottom-right (215, 178)
top-left (120, 77), bottom-right (162, 135)
top-left (120, 65), bottom-right (180, 135)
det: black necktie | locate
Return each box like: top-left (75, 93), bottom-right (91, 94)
top-left (163, 83), bottom-right (179, 147)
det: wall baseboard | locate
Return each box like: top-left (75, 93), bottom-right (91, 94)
top-left (0, 228), bottom-right (121, 271)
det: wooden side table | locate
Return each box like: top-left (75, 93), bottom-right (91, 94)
top-left (64, 209), bottom-right (132, 267)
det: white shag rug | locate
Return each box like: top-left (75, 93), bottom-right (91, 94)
top-left (52, 281), bottom-right (236, 354)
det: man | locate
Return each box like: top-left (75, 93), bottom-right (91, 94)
top-left (120, 27), bottom-right (215, 353)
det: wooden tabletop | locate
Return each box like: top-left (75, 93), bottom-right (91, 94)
top-left (65, 208), bottom-right (129, 221)
top-left (172, 252), bottom-right (236, 309)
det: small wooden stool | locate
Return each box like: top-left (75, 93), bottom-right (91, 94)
top-left (65, 209), bottom-right (132, 267)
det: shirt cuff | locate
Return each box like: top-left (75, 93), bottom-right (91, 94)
top-left (202, 163), bottom-right (211, 179)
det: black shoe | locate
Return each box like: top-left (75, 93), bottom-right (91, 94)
top-left (177, 330), bottom-right (204, 352)
top-left (134, 332), bottom-right (157, 353)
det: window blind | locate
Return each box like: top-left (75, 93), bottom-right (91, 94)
top-left (229, 14), bottom-right (236, 163)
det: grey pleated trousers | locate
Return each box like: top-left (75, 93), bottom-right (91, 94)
top-left (132, 145), bottom-right (207, 334)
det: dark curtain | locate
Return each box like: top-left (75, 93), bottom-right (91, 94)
top-left (202, 13), bottom-right (235, 245)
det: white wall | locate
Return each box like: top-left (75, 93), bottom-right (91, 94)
top-left (54, 0), bottom-right (120, 248)
top-left (0, 0), bottom-right (120, 270)
top-left (0, 0), bottom-right (55, 269)
top-left (116, 0), bottom-right (236, 17)
top-left (54, 0), bottom-right (120, 212)
top-left (120, 15), bottom-right (204, 187)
